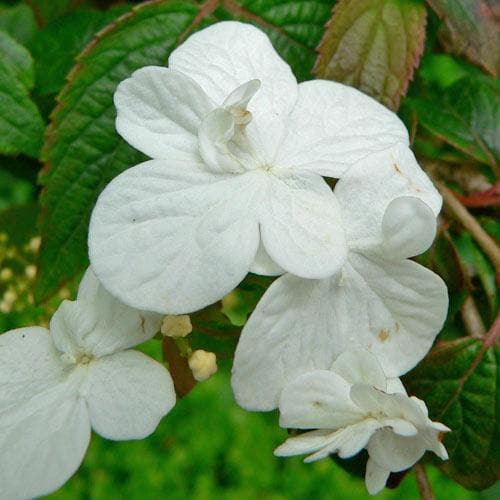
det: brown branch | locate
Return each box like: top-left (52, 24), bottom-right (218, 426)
top-left (437, 182), bottom-right (500, 275)
top-left (414, 464), bottom-right (435, 500)
top-left (460, 295), bottom-right (486, 339)
top-left (484, 312), bottom-right (500, 347)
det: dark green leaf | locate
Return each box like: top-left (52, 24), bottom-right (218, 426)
top-left (426, 0), bottom-right (499, 77)
top-left (405, 75), bottom-right (499, 168)
top-left (0, 3), bottom-right (37, 44)
top-left (314, 0), bottom-right (427, 110)
top-left (0, 29), bottom-right (35, 89)
top-left (0, 58), bottom-right (44, 158)
top-left (405, 338), bottom-right (499, 489)
top-left (29, 6), bottom-right (132, 95)
top-left (26, 0), bottom-right (83, 25)
top-left (37, 0), bottom-right (334, 300)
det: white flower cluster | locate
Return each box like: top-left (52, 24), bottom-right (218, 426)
top-left (0, 21), bottom-right (450, 498)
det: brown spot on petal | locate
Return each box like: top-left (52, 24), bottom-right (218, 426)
top-left (393, 163), bottom-right (402, 173)
top-left (378, 329), bottom-right (390, 342)
top-left (395, 322), bottom-right (400, 333)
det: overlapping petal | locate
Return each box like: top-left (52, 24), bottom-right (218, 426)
top-left (86, 351), bottom-right (175, 440)
top-left (89, 160), bottom-right (263, 314)
top-left (274, 80), bottom-right (409, 177)
top-left (114, 66), bottom-right (214, 161)
top-left (169, 21), bottom-right (297, 162)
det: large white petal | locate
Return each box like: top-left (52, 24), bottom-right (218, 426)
top-left (114, 66), bottom-right (214, 160)
top-left (55, 267), bottom-right (162, 356)
top-left (86, 350), bottom-right (175, 440)
top-left (365, 458), bottom-right (391, 495)
top-left (330, 349), bottom-right (387, 391)
top-left (0, 327), bottom-right (67, 411)
top-left (260, 173), bottom-right (347, 279)
top-left (275, 80), bottom-right (409, 177)
top-left (169, 21), bottom-right (297, 162)
top-left (89, 160), bottom-right (263, 314)
top-left (232, 254), bottom-right (447, 409)
top-left (274, 429), bottom-right (334, 457)
top-left (0, 347), bottom-right (90, 500)
top-left (249, 240), bottom-right (285, 276)
top-left (278, 370), bottom-right (363, 430)
top-left (335, 144), bottom-right (442, 254)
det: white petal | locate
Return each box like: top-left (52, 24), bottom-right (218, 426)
top-left (0, 331), bottom-right (90, 500)
top-left (114, 66), bottom-right (214, 160)
top-left (169, 21), bottom-right (297, 162)
top-left (380, 196), bottom-right (437, 258)
top-left (232, 255), bottom-right (447, 409)
top-left (86, 350), bottom-right (175, 440)
top-left (365, 458), bottom-right (390, 495)
top-left (0, 327), bottom-right (66, 411)
top-left (335, 144), bottom-right (442, 254)
top-left (344, 253), bottom-right (448, 376)
top-left (274, 429), bottom-right (334, 457)
top-left (261, 173), bottom-right (347, 279)
top-left (275, 80), bottom-right (409, 177)
top-left (89, 160), bottom-right (263, 314)
top-left (305, 419), bottom-right (383, 462)
top-left (278, 370), bottom-right (363, 430)
top-left (368, 428), bottom-right (426, 472)
top-left (386, 377), bottom-right (407, 395)
top-left (249, 240), bottom-right (285, 276)
top-left (330, 349), bottom-right (387, 391)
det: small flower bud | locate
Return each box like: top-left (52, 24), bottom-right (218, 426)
top-left (161, 315), bottom-right (192, 338)
top-left (28, 236), bottom-right (41, 253)
top-left (0, 267), bottom-right (13, 281)
top-left (0, 300), bottom-right (11, 313)
top-left (3, 289), bottom-right (16, 304)
top-left (25, 265), bottom-right (37, 279)
top-left (188, 350), bottom-right (217, 382)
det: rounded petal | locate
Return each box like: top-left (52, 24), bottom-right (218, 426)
top-left (260, 173), bottom-right (347, 279)
top-left (381, 197), bottom-right (437, 258)
top-left (249, 240), bottom-right (285, 276)
top-left (114, 66), bottom-right (214, 160)
top-left (330, 349), bottom-right (387, 391)
top-left (368, 428), bottom-right (426, 472)
top-left (335, 144), bottom-right (442, 254)
top-left (0, 329), bottom-right (90, 499)
top-left (89, 160), bottom-right (262, 314)
top-left (278, 370), bottom-right (363, 430)
top-left (275, 80), bottom-right (409, 177)
top-left (86, 350), bottom-right (175, 440)
top-left (0, 327), bottom-right (66, 410)
top-left (231, 275), bottom-right (338, 410)
top-left (274, 429), bottom-right (334, 457)
top-left (365, 458), bottom-right (390, 495)
top-left (169, 21), bottom-right (297, 162)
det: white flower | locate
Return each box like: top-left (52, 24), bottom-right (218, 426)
top-left (232, 144), bottom-right (448, 410)
top-left (89, 21), bottom-right (411, 315)
top-left (274, 350), bottom-right (449, 495)
top-left (0, 268), bottom-right (175, 499)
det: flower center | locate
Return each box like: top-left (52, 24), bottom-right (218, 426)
top-left (61, 351), bottom-right (93, 366)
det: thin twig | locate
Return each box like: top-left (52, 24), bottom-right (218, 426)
top-left (437, 182), bottom-right (500, 275)
top-left (460, 295), bottom-right (486, 338)
top-left (414, 464), bottom-right (435, 500)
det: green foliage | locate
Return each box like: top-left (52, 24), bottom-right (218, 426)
top-left (0, 28), bottom-right (44, 157)
top-left (405, 75), bottom-right (499, 168)
top-left (425, 0), bottom-right (499, 77)
top-left (315, 0), bottom-right (427, 110)
top-left (405, 338), bottom-right (499, 490)
top-left (26, 0), bottom-right (80, 25)
top-left (0, 3), bottom-right (37, 44)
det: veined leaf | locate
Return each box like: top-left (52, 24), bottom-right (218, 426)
top-left (0, 3), bottom-right (37, 45)
top-left (37, 0), bottom-right (334, 301)
top-left (426, 0), bottom-right (499, 77)
top-left (314, 0), bottom-right (427, 110)
top-left (405, 337), bottom-right (499, 489)
top-left (0, 29), bottom-right (35, 90)
top-left (26, 0), bottom-right (84, 26)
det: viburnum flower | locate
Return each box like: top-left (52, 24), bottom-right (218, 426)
top-left (274, 350), bottom-right (450, 495)
top-left (232, 144), bottom-right (448, 410)
top-left (89, 21), bottom-right (411, 314)
top-left (0, 268), bottom-right (175, 499)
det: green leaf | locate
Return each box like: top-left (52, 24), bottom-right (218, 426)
top-left (405, 75), bottom-right (499, 168)
top-left (0, 3), bottom-right (37, 45)
top-left (0, 58), bottom-right (44, 158)
top-left (38, 0), bottom-right (334, 300)
top-left (0, 29), bottom-right (35, 89)
top-left (426, 0), bottom-right (499, 77)
top-left (404, 338), bottom-right (499, 489)
top-left (29, 6), bottom-right (132, 95)
top-left (314, 0), bottom-right (427, 110)
top-left (26, 0), bottom-right (81, 25)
